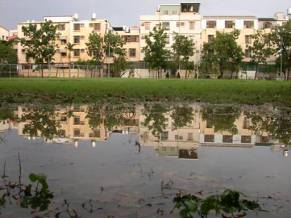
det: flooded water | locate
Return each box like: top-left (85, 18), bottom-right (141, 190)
top-left (0, 103), bottom-right (290, 217)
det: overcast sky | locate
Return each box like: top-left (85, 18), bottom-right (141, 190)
top-left (0, 0), bottom-right (290, 29)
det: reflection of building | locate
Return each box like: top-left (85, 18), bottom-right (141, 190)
top-left (14, 104), bottom-right (289, 155)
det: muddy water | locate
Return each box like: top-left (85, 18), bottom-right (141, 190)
top-left (0, 103), bottom-right (290, 217)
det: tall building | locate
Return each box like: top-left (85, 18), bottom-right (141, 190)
top-left (140, 2), bottom-right (202, 63)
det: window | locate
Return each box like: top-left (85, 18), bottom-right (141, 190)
top-left (225, 20), bottom-right (235, 29)
top-left (176, 22), bottom-right (185, 28)
top-left (244, 21), bottom-right (254, 29)
top-left (74, 24), bottom-right (81, 31)
top-left (207, 20), bottom-right (216, 28)
top-left (74, 129), bottom-right (81, 137)
top-left (187, 133), bottom-right (193, 141)
top-left (61, 52), bottom-right (67, 57)
top-left (144, 22), bottom-right (150, 31)
top-left (57, 24), bottom-right (65, 31)
top-left (161, 132), bottom-right (168, 141)
top-left (74, 116), bottom-right (81, 125)
top-left (189, 21), bottom-right (195, 30)
top-left (206, 120), bottom-right (213, 128)
top-left (223, 135), bottom-right (233, 143)
top-left (204, 135), bottom-right (214, 143)
top-left (208, 35), bottom-right (215, 42)
top-left (129, 48), bottom-right (136, 57)
top-left (263, 22), bottom-right (272, 29)
top-left (162, 10), bottom-right (169, 15)
top-left (90, 23), bottom-right (101, 31)
top-left (241, 136), bottom-right (251, 143)
top-left (245, 35), bottom-right (252, 45)
top-left (124, 35), bottom-right (139, 43)
top-left (162, 22), bottom-right (170, 30)
top-left (73, 49), bottom-right (80, 57)
top-left (245, 48), bottom-right (252, 58)
top-left (74, 36), bottom-right (80, 44)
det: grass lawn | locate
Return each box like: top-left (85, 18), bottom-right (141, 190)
top-left (0, 78), bottom-right (291, 106)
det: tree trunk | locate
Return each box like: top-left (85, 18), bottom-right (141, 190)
top-left (255, 64), bottom-right (258, 80)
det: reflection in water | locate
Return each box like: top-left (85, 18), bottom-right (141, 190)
top-left (0, 103), bottom-right (291, 217)
top-left (0, 103), bottom-right (290, 158)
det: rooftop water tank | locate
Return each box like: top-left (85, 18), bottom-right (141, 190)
top-left (92, 13), bottom-right (96, 20)
top-left (73, 13), bottom-right (79, 21)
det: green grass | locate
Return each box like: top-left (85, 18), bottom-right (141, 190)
top-left (0, 78), bottom-right (291, 106)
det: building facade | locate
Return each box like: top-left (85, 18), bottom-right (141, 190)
top-left (0, 26), bottom-right (9, 41)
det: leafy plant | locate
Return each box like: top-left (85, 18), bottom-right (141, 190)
top-left (173, 189), bottom-right (261, 218)
top-left (21, 173), bottom-right (54, 211)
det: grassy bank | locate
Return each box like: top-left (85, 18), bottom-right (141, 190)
top-left (0, 78), bottom-right (291, 106)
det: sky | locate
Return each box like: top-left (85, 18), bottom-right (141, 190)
top-left (0, 0), bottom-right (290, 29)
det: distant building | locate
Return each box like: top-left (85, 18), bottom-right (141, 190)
top-left (0, 25), bottom-right (9, 41)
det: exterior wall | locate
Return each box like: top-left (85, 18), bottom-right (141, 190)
top-left (0, 26), bottom-right (9, 41)
top-left (17, 16), bottom-right (109, 64)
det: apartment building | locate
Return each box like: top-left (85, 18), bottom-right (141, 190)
top-left (140, 2), bottom-right (202, 63)
top-left (0, 25), bottom-right (9, 41)
top-left (17, 14), bottom-right (110, 64)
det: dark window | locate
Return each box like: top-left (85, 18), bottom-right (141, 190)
top-left (189, 21), bottom-right (195, 30)
top-left (187, 133), bottom-right (193, 141)
top-left (74, 129), bottom-right (81, 137)
top-left (74, 116), bottom-right (81, 125)
top-left (129, 48), bottom-right (136, 57)
top-left (162, 22), bottom-right (170, 30)
top-left (244, 21), bottom-right (254, 28)
top-left (123, 35), bottom-right (139, 43)
top-left (241, 136), bottom-right (251, 143)
top-left (89, 129), bottom-right (101, 138)
top-left (245, 48), bottom-right (252, 58)
top-left (73, 49), bottom-right (80, 57)
top-left (89, 23), bottom-right (101, 31)
top-left (204, 135), bottom-right (214, 143)
top-left (74, 24), bottom-right (81, 31)
top-left (245, 35), bottom-right (252, 44)
top-left (263, 22), bottom-right (273, 29)
top-left (207, 20), bottom-right (216, 28)
top-left (223, 135), bottom-right (233, 143)
top-left (161, 132), bottom-right (168, 141)
top-left (61, 52), bottom-right (67, 57)
top-left (243, 118), bottom-right (251, 129)
top-left (74, 36), bottom-right (80, 44)
top-left (225, 20), bottom-right (235, 28)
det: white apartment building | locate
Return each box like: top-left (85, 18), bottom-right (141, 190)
top-left (140, 2), bottom-right (202, 63)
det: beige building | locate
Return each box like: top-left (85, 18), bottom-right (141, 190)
top-left (17, 14), bottom-right (109, 64)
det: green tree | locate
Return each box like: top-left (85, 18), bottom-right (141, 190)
top-left (143, 25), bottom-right (170, 78)
top-left (201, 30), bottom-right (243, 79)
top-left (248, 31), bottom-right (273, 79)
top-left (21, 21), bottom-right (57, 77)
top-left (103, 31), bottom-right (127, 77)
top-left (269, 20), bottom-right (291, 80)
top-left (0, 40), bottom-right (17, 64)
top-left (86, 32), bottom-right (104, 65)
top-left (172, 34), bottom-right (195, 78)
top-left (171, 106), bottom-right (194, 129)
top-left (65, 42), bottom-right (75, 77)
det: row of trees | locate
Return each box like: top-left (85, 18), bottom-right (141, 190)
top-left (16, 20), bottom-right (291, 79)
top-left (144, 21), bottom-right (291, 79)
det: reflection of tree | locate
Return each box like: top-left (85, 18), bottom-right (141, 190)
top-left (245, 108), bottom-right (291, 146)
top-left (171, 106), bottom-right (194, 129)
top-left (0, 106), bottom-right (15, 121)
top-left (143, 104), bottom-right (169, 136)
top-left (20, 106), bottom-right (62, 140)
top-left (86, 104), bottom-right (136, 131)
top-left (202, 105), bottom-right (240, 134)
